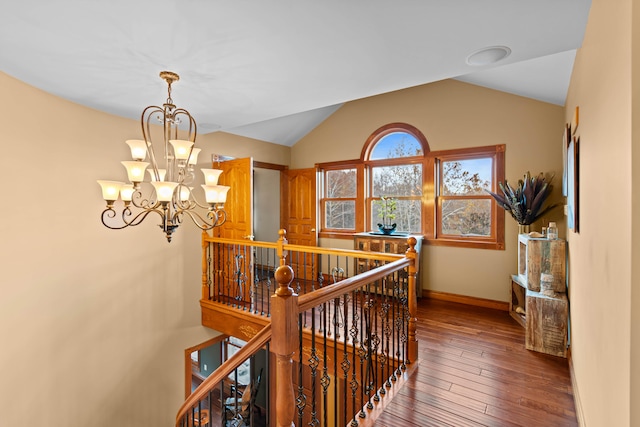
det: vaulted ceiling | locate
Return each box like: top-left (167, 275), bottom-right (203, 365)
top-left (1, 1), bottom-right (591, 146)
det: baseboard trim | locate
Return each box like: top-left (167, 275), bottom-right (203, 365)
top-left (568, 347), bottom-right (586, 426)
top-left (423, 290), bottom-right (509, 311)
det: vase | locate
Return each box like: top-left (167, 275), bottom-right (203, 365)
top-left (518, 224), bottom-right (531, 235)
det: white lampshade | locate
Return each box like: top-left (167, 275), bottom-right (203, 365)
top-left (121, 161), bottom-right (149, 183)
top-left (151, 181), bottom-right (179, 202)
top-left (188, 148), bottom-right (201, 165)
top-left (125, 139), bottom-right (148, 161)
top-left (120, 184), bottom-right (135, 202)
top-left (201, 184), bottom-right (230, 204)
top-left (169, 139), bottom-right (194, 161)
top-left (97, 180), bottom-right (124, 201)
top-left (201, 168), bottom-right (223, 185)
top-left (147, 168), bottom-right (166, 182)
top-left (179, 186), bottom-right (192, 202)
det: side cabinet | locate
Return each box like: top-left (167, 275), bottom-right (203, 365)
top-left (511, 234), bottom-right (568, 358)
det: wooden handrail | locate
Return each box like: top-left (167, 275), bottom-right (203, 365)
top-left (175, 324), bottom-right (272, 426)
top-left (297, 258), bottom-right (410, 313)
top-left (202, 234), bottom-right (279, 250)
top-left (280, 243), bottom-right (403, 261)
top-left (203, 235), bottom-right (402, 262)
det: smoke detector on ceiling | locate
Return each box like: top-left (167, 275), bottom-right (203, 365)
top-left (466, 46), bottom-right (512, 66)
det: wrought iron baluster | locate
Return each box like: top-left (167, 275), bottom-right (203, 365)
top-left (400, 269), bottom-right (410, 369)
top-left (309, 307), bottom-right (320, 426)
top-left (381, 275), bottom-right (392, 391)
top-left (331, 267), bottom-right (345, 338)
top-left (321, 298), bottom-right (331, 427)
top-left (233, 251), bottom-right (246, 306)
top-left (341, 293), bottom-right (351, 427)
top-left (206, 243), bottom-right (212, 301)
top-left (349, 291), bottom-right (360, 427)
top-left (251, 247), bottom-right (258, 314)
top-left (392, 274), bottom-right (400, 381)
top-left (296, 312), bottom-right (306, 426)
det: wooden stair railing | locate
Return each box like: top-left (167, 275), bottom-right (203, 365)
top-left (182, 229), bottom-right (419, 427)
top-left (175, 324), bottom-right (272, 427)
top-left (278, 238), bottom-right (419, 427)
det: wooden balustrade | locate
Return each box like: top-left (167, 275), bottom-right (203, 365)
top-left (183, 229), bottom-right (419, 427)
top-left (175, 324), bottom-right (272, 426)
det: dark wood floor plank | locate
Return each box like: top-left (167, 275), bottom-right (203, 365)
top-left (401, 376), bottom-right (488, 413)
top-left (374, 298), bottom-right (578, 426)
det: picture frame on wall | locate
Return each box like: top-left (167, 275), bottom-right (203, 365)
top-left (562, 124), bottom-right (571, 197)
top-left (566, 135), bottom-right (579, 233)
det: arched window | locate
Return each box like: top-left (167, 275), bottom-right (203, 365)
top-left (361, 123), bottom-right (429, 233)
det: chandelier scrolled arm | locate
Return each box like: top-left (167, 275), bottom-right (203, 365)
top-left (172, 206), bottom-right (227, 231)
top-left (97, 71), bottom-right (229, 242)
top-left (100, 205), bottom-right (164, 230)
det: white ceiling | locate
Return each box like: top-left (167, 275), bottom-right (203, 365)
top-left (1, 1), bottom-right (591, 147)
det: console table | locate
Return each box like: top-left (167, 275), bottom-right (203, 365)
top-left (353, 232), bottom-right (423, 297)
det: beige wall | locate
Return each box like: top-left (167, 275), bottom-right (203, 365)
top-left (293, 79), bottom-right (565, 302)
top-left (0, 71), bottom-right (288, 427)
top-left (564, 0), bottom-right (635, 425)
top-left (632, 0), bottom-right (640, 424)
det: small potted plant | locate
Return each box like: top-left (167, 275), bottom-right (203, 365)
top-left (374, 196), bottom-right (397, 235)
top-left (486, 171), bottom-right (558, 233)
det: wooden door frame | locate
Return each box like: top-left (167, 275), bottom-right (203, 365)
top-left (184, 335), bottom-right (228, 398)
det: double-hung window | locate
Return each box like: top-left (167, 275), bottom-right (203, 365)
top-left (321, 166), bottom-right (359, 232)
top-left (433, 145), bottom-right (505, 249)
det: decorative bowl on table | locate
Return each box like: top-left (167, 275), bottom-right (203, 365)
top-left (377, 223), bottom-right (397, 235)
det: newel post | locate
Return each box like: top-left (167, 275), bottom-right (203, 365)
top-left (271, 229), bottom-right (298, 427)
top-left (406, 237), bottom-right (419, 364)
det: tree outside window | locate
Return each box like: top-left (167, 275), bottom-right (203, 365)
top-left (433, 144), bottom-right (505, 249)
top-left (323, 168), bottom-right (357, 230)
top-left (440, 158), bottom-right (492, 236)
top-left (371, 164), bottom-right (422, 232)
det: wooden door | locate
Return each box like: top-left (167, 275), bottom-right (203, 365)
top-left (281, 168), bottom-right (317, 246)
top-left (281, 168), bottom-right (317, 284)
top-left (217, 157), bottom-right (254, 240)
top-left (216, 157), bottom-right (254, 308)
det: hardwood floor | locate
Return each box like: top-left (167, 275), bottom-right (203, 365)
top-left (374, 298), bottom-right (577, 427)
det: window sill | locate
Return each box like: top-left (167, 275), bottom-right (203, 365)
top-left (426, 238), bottom-right (505, 250)
top-left (319, 231), bottom-right (356, 240)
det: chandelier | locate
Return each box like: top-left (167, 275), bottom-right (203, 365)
top-left (97, 71), bottom-right (229, 242)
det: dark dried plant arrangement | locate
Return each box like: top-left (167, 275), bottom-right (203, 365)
top-left (486, 171), bottom-right (558, 225)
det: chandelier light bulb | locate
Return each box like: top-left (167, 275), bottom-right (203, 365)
top-left (97, 180), bottom-right (124, 202)
top-left (201, 184), bottom-right (230, 205)
top-left (188, 148), bottom-right (201, 165)
top-left (151, 181), bottom-right (179, 202)
top-left (121, 161), bottom-right (149, 183)
top-left (147, 168), bottom-right (167, 182)
top-left (169, 139), bottom-right (194, 161)
top-left (125, 139), bottom-right (148, 161)
top-left (179, 186), bottom-right (192, 202)
top-left (120, 184), bottom-right (135, 202)
top-left (201, 168), bottom-right (223, 185)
